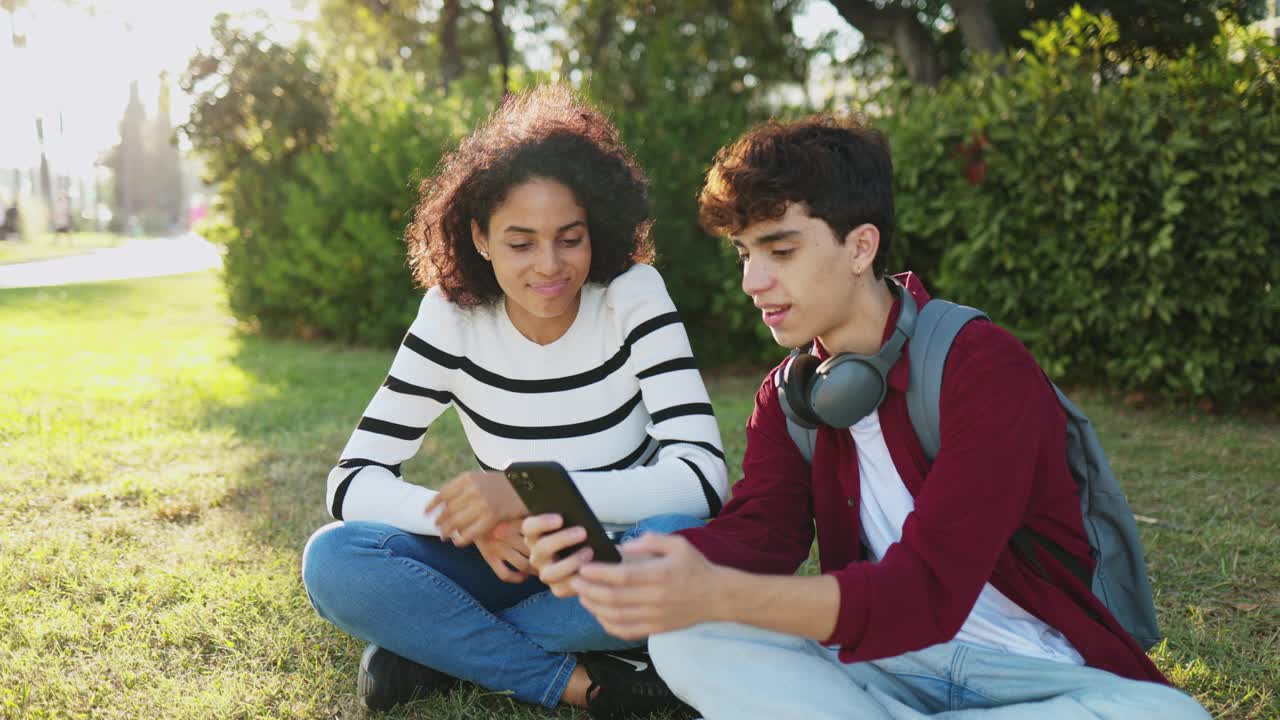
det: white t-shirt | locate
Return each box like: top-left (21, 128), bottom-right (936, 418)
top-left (851, 409), bottom-right (1085, 665)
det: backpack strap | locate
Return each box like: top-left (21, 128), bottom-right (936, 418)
top-left (905, 300), bottom-right (988, 461)
top-left (786, 413), bottom-right (816, 464)
top-left (906, 301), bottom-right (1097, 598)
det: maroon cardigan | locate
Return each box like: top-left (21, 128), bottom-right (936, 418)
top-left (679, 272), bottom-right (1166, 684)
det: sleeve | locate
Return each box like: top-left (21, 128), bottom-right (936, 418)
top-left (323, 289), bottom-right (458, 536)
top-left (566, 264), bottom-right (730, 525)
top-left (824, 322), bottom-right (1061, 659)
top-left (677, 368), bottom-right (817, 575)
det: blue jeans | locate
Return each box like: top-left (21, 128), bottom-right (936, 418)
top-left (649, 622), bottom-right (1210, 720)
top-left (301, 513), bottom-right (703, 709)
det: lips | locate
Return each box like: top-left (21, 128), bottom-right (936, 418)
top-left (531, 280), bottom-right (569, 297)
top-left (759, 304), bottom-right (791, 328)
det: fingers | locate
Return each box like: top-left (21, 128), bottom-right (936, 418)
top-left (527, 524), bottom-right (585, 571)
top-left (521, 513), bottom-right (564, 545)
top-left (485, 553), bottom-right (527, 583)
top-left (502, 544), bottom-right (532, 574)
top-left (574, 595), bottom-right (666, 641)
top-left (618, 532), bottom-right (687, 557)
top-left (540, 547), bottom-right (594, 598)
top-left (451, 512), bottom-right (491, 547)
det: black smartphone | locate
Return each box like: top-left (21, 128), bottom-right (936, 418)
top-left (505, 461), bottom-right (622, 563)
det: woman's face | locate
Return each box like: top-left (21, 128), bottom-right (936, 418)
top-left (472, 177), bottom-right (592, 344)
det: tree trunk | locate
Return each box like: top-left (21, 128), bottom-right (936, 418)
top-left (587, 0), bottom-right (616, 70)
top-left (440, 0), bottom-right (462, 91)
top-left (826, 0), bottom-right (942, 86)
top-left (950, 0), bottom-right (1004, 56)
top-left (488, 0), bottom-right (510, 96)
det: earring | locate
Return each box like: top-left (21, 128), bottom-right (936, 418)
top-left (479, 251), bottom-right (490, 260)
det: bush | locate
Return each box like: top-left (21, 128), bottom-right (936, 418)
top-left (183, 18), bottom-right (497, 347)
top-left (607, 91), bottom-right (776, 368)
top-left (261, 77), bottom-right (492, 345)
top-left (881, 10), bottom-right (1280, 407)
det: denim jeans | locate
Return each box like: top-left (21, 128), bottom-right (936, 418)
top-left (649, 622), bottom-right (1209, 720)
top-left (301, 513), bottom-right (703, 709)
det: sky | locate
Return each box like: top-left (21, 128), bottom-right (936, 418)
top-left (0, 0), bottom-right (308, 176)
top-left (1, 0), bottom-right (858, 182)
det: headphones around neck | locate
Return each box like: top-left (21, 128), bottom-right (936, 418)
top-left (776, 277), bottom-right (918, 429)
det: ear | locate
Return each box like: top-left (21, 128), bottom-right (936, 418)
top-left (842, 223), bottom-right (880, 276)
top-left (471, 219), bottom-right (489, 258)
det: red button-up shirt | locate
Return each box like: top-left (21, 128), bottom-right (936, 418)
top-left (679, 272), bottom-right (1166, 684)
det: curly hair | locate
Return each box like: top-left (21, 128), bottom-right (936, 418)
top-left (406, 86), bottom-right (654, 305)
top-left (698, 114), bottom-right (895, 277)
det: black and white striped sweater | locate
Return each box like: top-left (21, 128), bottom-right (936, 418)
top-left (325, 264), bottom-right (729, 536)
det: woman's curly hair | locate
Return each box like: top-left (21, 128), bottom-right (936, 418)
top-left (406, 86), bottom-right (654, 305)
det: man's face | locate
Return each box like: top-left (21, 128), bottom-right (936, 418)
top-left (732, 203), bottom-right (860, 349)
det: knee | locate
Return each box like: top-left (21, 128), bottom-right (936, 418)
top-left (301, 521), bottom-right (374, 615)
top-left (648, 627), bottom-right (705, 699)
top-left (1130, 684), bottom-right (1211, 720)
top-left (1079, 681), bottom-right (1211, 720)
top-left (647, 623), bottom-right (739, 698)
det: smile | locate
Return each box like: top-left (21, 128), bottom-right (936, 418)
top-left (531, 280), bottom-right (569, 297)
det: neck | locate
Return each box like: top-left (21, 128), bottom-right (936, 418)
top-left (505, 293), bottom-right (581, 345)
top-left (818, 275), bottom-right (896, 356)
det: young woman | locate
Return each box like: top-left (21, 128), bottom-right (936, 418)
top-left (300, 86), bottom-right (727, 719)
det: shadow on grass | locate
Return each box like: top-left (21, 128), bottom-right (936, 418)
top-left (192, 332), bottom-right (480, 555)
top-left (0, 276), bottom-right (144, 307)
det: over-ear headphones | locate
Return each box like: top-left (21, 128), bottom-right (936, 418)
top-left (776, 277), bottom-right (917, 429)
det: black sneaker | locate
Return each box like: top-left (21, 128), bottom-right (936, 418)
top-left (581, 647), bottom-right (697, 720)
top-left (358, 643), bottom-right (458, 711)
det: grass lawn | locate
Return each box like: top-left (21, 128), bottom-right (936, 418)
top-left (0, 233), bottom-right (125, 266)
top-left (1, 271), bottom-right (1275, 719)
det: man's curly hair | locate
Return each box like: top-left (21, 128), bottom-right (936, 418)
top-left (406, 86), bottom-right (654, 306)
top-left (698, 114), bottom-right (894, 277)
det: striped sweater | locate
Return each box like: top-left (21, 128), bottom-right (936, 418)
top-left (325, 264), bottom-right (729, 536)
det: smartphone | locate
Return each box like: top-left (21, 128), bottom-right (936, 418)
top-left (505, 461), bottom-right (622, 563)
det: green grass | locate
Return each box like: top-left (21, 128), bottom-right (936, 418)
top-left (0, 271), bottom-right (1275, 719)
top-left (0, 232), bottom-right (124, 266)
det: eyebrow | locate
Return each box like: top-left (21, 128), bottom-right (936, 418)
top-left (732, 230), bottom-right (799, 249)
top-left (503, 220), bottom-right (586, 234)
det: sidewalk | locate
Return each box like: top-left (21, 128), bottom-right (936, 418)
top-left (0, 233), bottom-right (223, 289)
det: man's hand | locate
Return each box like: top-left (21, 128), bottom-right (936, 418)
top-left (523, 513), bottom-right (596, 598)
top-left (426, 471), bottom-right (528, 546)
top-left (572, 533), bottom-right (724, 641)
top-left (474, 521), bottom-right (532, 583)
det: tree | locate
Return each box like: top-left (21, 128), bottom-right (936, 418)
top-left (825, 0), bottom-right (1257, 85)
top-left (311, 0), bottom-right (522, 94)
top-left (107, 81), bottom-right (147, 228)
top-left (146, 73), bottom-right (184, 230)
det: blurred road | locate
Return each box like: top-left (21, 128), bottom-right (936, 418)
top-left (0, 234), bottom-right (223, 289)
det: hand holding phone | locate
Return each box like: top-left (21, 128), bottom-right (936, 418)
top-left (505, 461), bottom-right (622, 564)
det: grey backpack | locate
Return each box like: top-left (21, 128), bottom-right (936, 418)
top-left (785, 298), bottom-right (1161, 650)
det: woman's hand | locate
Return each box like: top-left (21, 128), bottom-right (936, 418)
top-left (523, 513), bottom-right (596, 598)
top-left (426, 470), bottom-right (528, 546)
top-left (474, 521), bottom-right (532, 583)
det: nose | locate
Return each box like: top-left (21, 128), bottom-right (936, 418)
top-left (534, 242), bottom-right (562, 276)
top-left (741, 257), bottom-right (773, 297)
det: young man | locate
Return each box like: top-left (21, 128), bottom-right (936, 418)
top-left (523, 116), bottom-right (1209, 719)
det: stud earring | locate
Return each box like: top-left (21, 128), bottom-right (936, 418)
top-left (480, 251), bottom-right (490, 260)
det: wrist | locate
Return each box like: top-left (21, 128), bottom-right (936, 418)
top-left (706, 564), bottom-right (744, 624)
